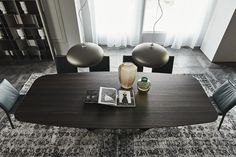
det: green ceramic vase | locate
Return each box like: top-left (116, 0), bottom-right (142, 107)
top-left (137, 77), bottom-right (151, 93)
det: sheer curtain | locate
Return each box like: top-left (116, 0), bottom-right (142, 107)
top-left (77, 0), bottom-right (217, 49)
top-left (78, 0), bottom-right (144, 47)
top-left (162, 0), bottom-right (217, 49)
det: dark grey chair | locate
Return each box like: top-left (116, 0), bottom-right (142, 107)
top-left (123, 56), bottom-right (143, 72)
top-left (0, 79), bottom-right (24, 129)
top-left (152, 56), bottom-right (174, 74)
top-left (212, 80), bottom-right (236, 130)
top-left (90, 56), bottom-right (110, 72)
top-left (55, 56), bottom-right (78, 74)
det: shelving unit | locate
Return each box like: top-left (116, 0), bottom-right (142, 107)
top-left (0, 0), bottom-right (53, 64)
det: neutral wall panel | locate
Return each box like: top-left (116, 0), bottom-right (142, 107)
top-left (201, 0), bottom-right (236, 62)
top-left (42, 0), bottom-right (81, 55)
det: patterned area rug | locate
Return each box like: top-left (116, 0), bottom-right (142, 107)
top-left (0, 73), bottom-right (236, 157)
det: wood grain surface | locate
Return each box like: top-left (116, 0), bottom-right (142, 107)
top-left (15, 72), bottom-right (218, 129)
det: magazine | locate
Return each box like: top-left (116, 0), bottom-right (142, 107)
top-left (84, 90), bottom-right (99, 104)
top-left (98, 87), bottom-right (136, 107)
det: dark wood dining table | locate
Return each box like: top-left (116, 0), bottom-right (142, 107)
top-left (15, 72), bottom-right (218, 129)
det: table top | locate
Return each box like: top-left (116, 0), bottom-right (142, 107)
top-left (15, 72), bottom-right (218, 129)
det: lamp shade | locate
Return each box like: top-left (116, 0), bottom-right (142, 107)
top-left (66, 42), bottom-right (104, 67)
top-left (132, 42), bottom-right (169, 68)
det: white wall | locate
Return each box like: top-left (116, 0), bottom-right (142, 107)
top-left (78, 0), bottom-right (93, 42)
top-left (201, 0), bottom-right (236, 62)
top-left (41, 0), bottom-right (81, 56)
top-left (213, 10), bottom-right (236, 62)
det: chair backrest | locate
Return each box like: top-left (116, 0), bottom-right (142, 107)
top-left (213, 80), bottom-right (236, 114)
top-left (0, 79), bottom-right (19, 112)
top-left (90, 56), bottom-right (110, 72)
top-left (123, 56), bottom-right (143, 72)
top-left (55, 56), bottom-right (78, 74)
top-left (152, 56), bottom-right (174, 74)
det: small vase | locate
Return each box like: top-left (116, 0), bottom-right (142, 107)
top-left (16, 28), bottom-right (25, 39)
top-left (0, 2), bottom-right (7, 14)
top-left (38, 29), bottom-right (45, 39)
top-left (137, 77), bottom-right (151, 93)
top-left (119, 63), bottom-right (137, 89)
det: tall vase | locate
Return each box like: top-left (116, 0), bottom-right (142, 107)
top-left (119, 63), bottom-right (137, 89)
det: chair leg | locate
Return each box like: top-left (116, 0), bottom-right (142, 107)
top-left (6, 113), bottom-right (14, 129)
top-left (140, 128), bottom-right (150, 132)
top-left (218, 115), bottom-right (225, 131)
top-left (87, 128), bottom-right (95, 131)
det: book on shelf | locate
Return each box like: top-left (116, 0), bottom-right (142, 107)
top-left (14, 15), bottom-right (23, 25)
top-left (32, 15), bottom-right (39, 27)
top-left (0, 29), bottom-right (4, 39)
top-left (19, 1), bottom-right (28, 14)
top-left (84, 87), bottom-right (136, 107)
top-left (27, 40), bottom-right (37, 46)
top-left (0, 2), bottom-right (7, 14)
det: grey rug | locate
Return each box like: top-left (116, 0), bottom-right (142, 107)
top-left (0, 73), bottom-right (236, 157)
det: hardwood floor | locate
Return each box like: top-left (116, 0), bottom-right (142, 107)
top-left (1, 47), bottom-right (235, 78)
top-left (104, 47), bottom-right (236, 75)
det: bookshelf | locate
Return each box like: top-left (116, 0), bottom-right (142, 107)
top-left (0, 0), bottom-right (53, 63)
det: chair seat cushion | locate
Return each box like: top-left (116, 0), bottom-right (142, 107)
top-left (212, 80), bottom-right (236, 114)
top-left (0, 79), bottom-right (19, 112)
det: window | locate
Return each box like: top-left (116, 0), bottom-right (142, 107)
top-left (143, 0), bottom-right (212, 33)
top-left (143, 0), bottom-right (175, 32)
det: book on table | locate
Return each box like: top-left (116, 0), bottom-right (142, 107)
top-left (84, 87), bottom-right (136, 107)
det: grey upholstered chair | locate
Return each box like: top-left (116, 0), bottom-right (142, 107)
top-left (212, 80), bottom-right (236, 130)
top-left (0, 79), bottom-right (24, 128)
top-left (90, 56), bottom-right (110, 72)
top-left (123, 56), bottom-right (143, 72)
top-left (152, 56), bottom-right (174, 74)
top-left (55, 56), bottom-right (78, 74)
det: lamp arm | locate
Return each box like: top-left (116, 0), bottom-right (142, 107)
top-left (152, 0), bottom-right (164, 44)
top-left (78, 0), bottom-right (88, 44)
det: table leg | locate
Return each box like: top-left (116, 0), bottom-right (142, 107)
top-left (140, 128), bottom-right (150, 131)
top-left (87, 128), bottom-right (96, 131)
